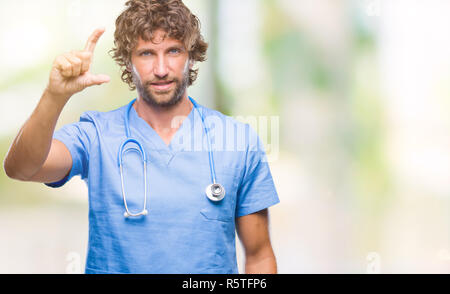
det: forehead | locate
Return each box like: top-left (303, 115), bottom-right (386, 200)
top-left (135, 29), bottom-right (185, 50)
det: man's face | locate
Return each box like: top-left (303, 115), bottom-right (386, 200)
top-left (130, 29), bottom-right (191, 108)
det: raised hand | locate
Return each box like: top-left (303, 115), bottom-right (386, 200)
top-left (47, 27), bottom-right (111, 99)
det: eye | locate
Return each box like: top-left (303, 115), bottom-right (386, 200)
top-left (140, 51), bottom-right (152, 56)
top-left (169, 48), bottom-right (180, 54)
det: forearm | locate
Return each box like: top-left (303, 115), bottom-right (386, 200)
top-left (245, 247), bottom-right (277, 274)
top-left (4, 88), bottom-right (69, 180)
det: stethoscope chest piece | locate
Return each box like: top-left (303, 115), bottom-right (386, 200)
top-left (206, 183), bottom-right (226, 202)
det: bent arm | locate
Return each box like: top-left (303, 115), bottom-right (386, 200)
top-left (4, 28), bottom-right (108, 183)
top-left (236, 209), bottom-right (277, 274)
top-left (3, 89), bottom-right (72, 182)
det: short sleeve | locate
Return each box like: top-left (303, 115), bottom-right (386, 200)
top-left (45, 113), bottom-right (96, 188)
top-left (235, 125), bottom-right (280, 217)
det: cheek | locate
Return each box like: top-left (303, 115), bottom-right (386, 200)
top-left (171, 59), bottom-right (190, 76)
top-left (132, 58), bottom-right (154, 75)
top-left (137, 64), bottom-right (153, 76)
top-left (136, 67), bottom-right (156, 84)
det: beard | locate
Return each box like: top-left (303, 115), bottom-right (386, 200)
top-left (131, 66), bottom-right (189, 109)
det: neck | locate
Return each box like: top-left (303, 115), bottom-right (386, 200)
top-left (133, 93), bottom-right (193, 134)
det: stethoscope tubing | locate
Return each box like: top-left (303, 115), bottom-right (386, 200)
top-left (119, 97), bottom-right (224, 218)
top-left (189, 97), bottom-right (217, 184)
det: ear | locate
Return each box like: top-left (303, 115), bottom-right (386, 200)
top-left (188, 60), bottom-right (194, 69)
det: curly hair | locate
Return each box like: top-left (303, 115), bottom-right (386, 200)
top-left (110, 0), bottom-right (208, 90)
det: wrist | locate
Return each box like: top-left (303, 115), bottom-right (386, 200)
top-left (43, 86), bottom-right (71, 109)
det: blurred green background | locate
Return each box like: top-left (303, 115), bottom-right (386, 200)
top-left (1, 0), bottom-right (450, 273)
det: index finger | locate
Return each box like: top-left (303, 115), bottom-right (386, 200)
top-left (84, 27), bottom-right (105, 53)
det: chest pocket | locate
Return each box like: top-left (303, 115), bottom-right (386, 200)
top-left (199, 168), bottom-right (240, 223)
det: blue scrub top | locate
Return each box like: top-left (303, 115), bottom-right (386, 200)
top-left (46, 97), bottom-right (280, 274)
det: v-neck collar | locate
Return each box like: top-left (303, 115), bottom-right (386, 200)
top-left (127, 98), bottom-right (199, 165)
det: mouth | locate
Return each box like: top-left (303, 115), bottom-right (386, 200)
top-left (150, 81), bottom-right (174, 91)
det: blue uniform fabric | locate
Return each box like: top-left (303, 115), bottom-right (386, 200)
top-left (45, 98), bottom-right (280, 274)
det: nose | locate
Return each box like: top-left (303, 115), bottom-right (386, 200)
top-left (153, 55), bottom-right (169, 79)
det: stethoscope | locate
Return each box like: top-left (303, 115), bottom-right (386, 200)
top-left (118, 97), bottom-right (226, 218)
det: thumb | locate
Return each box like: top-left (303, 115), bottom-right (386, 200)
top-left (85, 74), bottom-right (110, 87)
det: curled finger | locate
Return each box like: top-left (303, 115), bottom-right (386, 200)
top-left (64, 53), bottom-right (82, 77)
top-left (55, 55), bottom-right (73, 78)
top-left (73, 51), bottom-right (92, 74)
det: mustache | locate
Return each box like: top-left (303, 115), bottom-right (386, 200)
top-left (144, 77), bottom-right (178, 86)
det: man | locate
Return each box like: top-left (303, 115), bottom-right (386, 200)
top-left (4, 0), bottom-right (279, 274)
